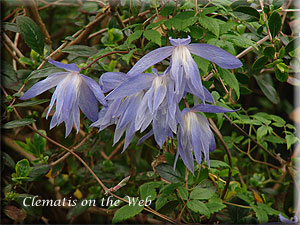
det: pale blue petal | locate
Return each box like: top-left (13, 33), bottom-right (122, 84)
top-left (81, 74), bottom-right (107, 106)
top-left (78, 82), bottom-right (99, 122)
top-left (127, 46), bottom-right (174, 77)
top-left (100, 72), bottom-right (126, 93)
top-left (106, 73), bottom-right (155, 100)
top-left (187, 44), bottom-right (242, 69)
top-left (153, 85), bottom-right (167, 113)
top-left (48, 58), bottom-right (80, 72)
top-left (137, 130), bottom-right (154, 145)
top-left (46, 89), bottom-right (58, 119)
top-left (169, 36), bottom-right (191, 46)
top-left (192, 104), bottom-right (238, 113)
top-left (122, 122), bottom-right (136, 152)
top-left (113, 126), bottom-right (126, 146)
top-left (20, 72), bottom-right (67, 100)
top-left (153, 110), bottom-right (168, 148)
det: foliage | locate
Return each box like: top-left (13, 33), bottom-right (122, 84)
top-left (1, 0), bottom-right (299, 224)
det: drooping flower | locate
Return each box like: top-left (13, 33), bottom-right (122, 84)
top-left (20, 59), bottom-right (107, 136)
top-left (127, 36), bottom-right (242, 102)
top-left (279, 214), bottom-right (299, 224)
top-left (175, 104), bottom-right (237, 173)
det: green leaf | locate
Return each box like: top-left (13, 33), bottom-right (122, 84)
top-left (112, 204), bottom-right (144, 224)
top-left (286, 134), bottom-right (299, 149)
top-left (236, 193), bottom-right (252, 204)
top-left (28, 164), bottom-right (50, 180)
top-left (143, 30), bottom-right (161, 46)
top-left (190, 187), bottom-right (214, 200)
top-left (67, 199), bottom-right (90, 219)
top-left (171, 11), bottom-right (197, 31)
top-left (257, 203), bottom-right (280, 215)
top-left (189, 26), bottom-right (203, 39)
top-left (2, 62), bottom-right (19, 90)
top-left (252, 204), bottom-right (268, 223)
top-left (127, 30), bottom-right (143, 44)
top-left (209, 160), bottom-right (230, 168)
top-left (3, 22), bottom-right (19, 32)
top-left (254, 75), bottom-right (279, 104)
top-left (219, 68), bottom-right (240, 99)
top-left (2, 118), bottom-right (36, 129)
top-left (155, 196), bottom-right (168, 211)
top-left (2, 153), bottom-right (15, 169)
top-left (257, 125), bottom-right (272, 140)
top-left (15, 159), bottom-right (30, 177)
top-left (62, 45), bottom-right (98, 57)
top-left (263, 47), bottom-right (276, 59)
top-left (268, 11), bottom-right (281, 38)
top-left (221, 34), bottom-right (254, 48)
top-left (274, 66), bottom-right (288, 82)
top-left (233, 6), bottom-right (260, 22)
top-left (187, 200), bottom-right (210, 217)
top-left (285, 37), bottom-right (300, 53)
top-left (206, 200), bottom-right (226, 213)
top-left (177, 186), bottom-right (188, 200)
top-left (198, 16), bottom-right (220, 37)
top-left (14, 99), bottom-right (49, 107)
top-left (139, 182), bottom-right (160, 201)
top-left (252, 56), bottom-right (268, 72)
top-left (155, 164), bottom-right (184, 183)
top-left (26, 67), bottom-right (65, 81)
top-left (33, 130), bottom-right (47, 156)
top-left (121, 49), bottom-right (139, 65)
top-left (16, 16), bottom-right (44, 55)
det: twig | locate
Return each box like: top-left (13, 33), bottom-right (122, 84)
top-left (259, 0), bottom-right (273, 42)
top-left (223, 114), bottom-right (284, 165)
top-left (108, 139), bottom-right (124, 160)
top-left (2, 42), bottom-right (27, 68)
top-left (81, 51), bottom-right (128, 71)
top-left (142, 0), bottom-right (169, 27)
top-left (236, 35), bottom-right (269, 59)
top-left (3, 33), bottom-right (25, 58)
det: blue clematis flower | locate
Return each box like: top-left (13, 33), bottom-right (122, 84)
top-left (127, 36), bottom-right (242, 102)
top-left (20, 59), bottom-right (107, 136)
top-left (279, 214), bottom-right (299, 224)
top-left (175, 104), bottom-right (237, 173)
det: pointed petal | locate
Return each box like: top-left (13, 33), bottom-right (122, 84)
top-left (78, 82), bottom-right (99, 122)
top-left (192, 104), bottom-right (238, 113)
top-left (20, 72), bottom-right (67, 100)
top-left (122, 122), bottom-right (136, 152)
top-left (203, 87), bottom-right (215, 104)
top-left (137, 130), bottom-right (154, 145)
top-left (106, 73), bottom-right (155, 100)
top-left (113, 126), bottom-right (126, 145)
top-left (99, 72), bottom-right (126, 93)
top-left (81, 74), bottom-right (107, 106)
top-left (187, 44), bottom-right (242, 69)
top-left (153, 85), bottom-right (167, 112)
top-left (127, 46), bottom-right (174, 77)
top-left (46, 89), bottom-right (58, 119)
top-left (153, 110), bottom-right (167, 148)
top-left (48, 58), bottom-right (80, 72)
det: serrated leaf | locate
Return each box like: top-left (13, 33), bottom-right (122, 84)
top-left (206, 201), bottom-right (226, 213)
top-left (139, 182), bottom-right (159, 201)
top-left (62, 45), bottom-right (98, 57)
top-left (127, 30), bottom-right (143, 44)
top-left (3, 153), bottom-right (15, 169)
top-left (257, 203), bottom-right (280, 215)
top-left (236, 193), bottom-right (253, 204)
top-left (15, 159), bottom-right (30, 177)
top-left (14, 99), bottom-right (49, 107)
top-left (190, 187), bottom-right (214, 200)
top-left (3, 22), bottom-right (19, 32)
top-left (286, 37), bottom-right (300, 53)
top-left (219, 68), bottom-right (240, 99)
top-left (2, 118), bottom-right (36, 129)
top-left (254, 75), bottom-right (279, 104)
top-left (198, 16), bottom-right (219, 37)
top-left (252, 204), bottom-right (268, 223)
top-left (112, 204), bottom-right (144, 224)
top-left (257, 125), bottom-right (272, 140)
top-left (16, 16), bottom-right (44, 55)
top-left (143, 30), bottom-right (161, 46)
top-left (28, 164), bottom-right (50, 180)
top-left (268, 12), bottom-right (281, 38)
top-left (155, 164), bottom-right (184, 183)
top-left (177, 186), bottom-right (188, 200)
top-left (187, 200), bottom-right (210, 217)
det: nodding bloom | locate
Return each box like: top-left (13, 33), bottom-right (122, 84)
top-left (127, 36), bottom-right (242, 102)
top-left (20, 59), bottom-right (107, 136)
top-left (175, 104), bottom-right (237, 173)
top-left (279, 214), bottom-right (299, 224)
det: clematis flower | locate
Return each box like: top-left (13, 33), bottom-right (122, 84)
top-left (127, 36), bottom-right (242, 102)
top-left (175, 104), bottom-right (237, 173)
top-left (279, 214), bottom-right (299, 224)
top-left (20, 59), bottom-right (107, 136)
